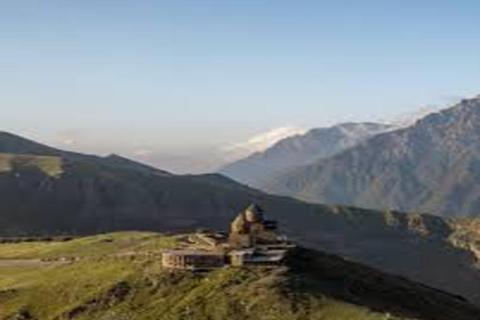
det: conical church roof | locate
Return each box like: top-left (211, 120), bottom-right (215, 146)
top-left (231, 212), bottom-right (248, 234)
top-left (245, 204), bottom-right (264, 222)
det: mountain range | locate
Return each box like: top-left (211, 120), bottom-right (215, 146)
top-left (0, 131), bottom-right (480, 306)
top-left (262, 96), bottom-right (480, 218)
top-left (221, 122), bottom-right (393, 189)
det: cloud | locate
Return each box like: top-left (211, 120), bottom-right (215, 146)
top-left (438, 94), bottom-right (464, 105)
top-left (133, 149), bottom-right (155, 158)
top-left (223, 126), bottom-right (308, 160)
top-left (386, 106), bottom-right (440, 128)
top-left (55, 129), bottom-right (81, 147)
top-left (124, 126), bottom-right (309, 174)
top-left (42, 126), bottom-right (309, 174)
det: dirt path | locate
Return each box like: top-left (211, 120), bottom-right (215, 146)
top-left (0, 252), bottom-right (150, 268)
top-left (0, 259), bottom-right (50, 267)
top-left (0, 248), bottom-right (162, 268)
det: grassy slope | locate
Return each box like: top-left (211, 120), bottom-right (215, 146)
top-left (0, 154), bottom-right (63, 178)
top-left (1, 233), bottom-right (480, 320)
top-left (449, 218), bottom-right (480, 266)
top-left (450, 218), bottom-right (480, 247)
top-left (0, 232), bottom-right (179, 260)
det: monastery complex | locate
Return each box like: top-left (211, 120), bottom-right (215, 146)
top-left (161, 204), bottom-right (295, 271)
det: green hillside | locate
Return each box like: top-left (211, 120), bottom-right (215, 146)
top-left (1, 232), bottom-right (479, 320)
top-left (0, 154), bottom-right (63, 178)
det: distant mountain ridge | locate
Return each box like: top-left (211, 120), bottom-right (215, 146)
top-left (0, 131), bottom-right (171, 176)
top-left (0, 131), bottom-right (62, 155)
top-left (220, 122), bottom-right (393, 188)
top-left (264, 96), bottom-right (480, 218)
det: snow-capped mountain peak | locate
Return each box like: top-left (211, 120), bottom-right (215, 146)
top-left (223, 126), bottom-right (308, 160)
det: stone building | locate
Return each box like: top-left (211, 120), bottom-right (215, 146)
top-left (161, 250), bottom-right (226, 271)
top-left (229, 204), bottom-right (279, 249)
top-left (229, 246), bottom-right (292, 267)
top-left (161, 204), bottom-right (294, 270)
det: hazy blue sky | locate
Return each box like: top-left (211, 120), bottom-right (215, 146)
top-left (1, 1), bottom-right (480, 171)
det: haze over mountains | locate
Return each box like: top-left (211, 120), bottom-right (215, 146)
top-left (262, 96), bottom-right (480, 218)
top-left (18, 106), bottom-right (436, 175)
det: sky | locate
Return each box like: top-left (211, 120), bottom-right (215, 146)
top-left (1, 1), bottom-right (480, 172)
